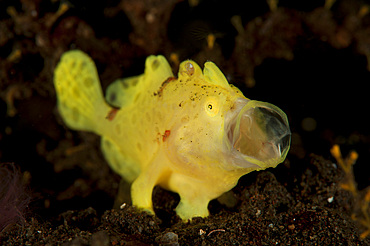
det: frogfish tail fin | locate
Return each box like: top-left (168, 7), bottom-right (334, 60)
top-left (54, 50), bottom-right (111, 133)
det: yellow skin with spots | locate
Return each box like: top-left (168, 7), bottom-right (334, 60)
top-left (54, 50), bottom-right (291, 220)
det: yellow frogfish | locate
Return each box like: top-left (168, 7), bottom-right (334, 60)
top-left (53, 50), bottom-right (291, 220)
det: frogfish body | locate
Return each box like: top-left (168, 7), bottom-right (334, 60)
top-left (54, 50), bottom-right (291, 220)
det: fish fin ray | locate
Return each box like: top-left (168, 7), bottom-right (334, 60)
top-left (105, 55), bottom-right (173, 108)
top-left (101, 137), bottom-right (141, 182)
top-left (54, 50), bottom-right (111, 133)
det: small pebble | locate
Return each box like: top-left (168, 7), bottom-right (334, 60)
top-left (288, 224), bottom-right (295, 230)
top-left (155, 232), bottom-right (179, 246)
top-left (327, 196), bottom-right (334, 203)
top-left (91, 231), bottom-right (109, 246)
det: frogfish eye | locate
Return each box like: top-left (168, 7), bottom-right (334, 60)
top-left (205, 97), bottom-right (219, 117)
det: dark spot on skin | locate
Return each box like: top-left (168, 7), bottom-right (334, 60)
top-left (152, 59), bottom-right (160, 70)
top-left (109, 92), bottom-right (116, 103)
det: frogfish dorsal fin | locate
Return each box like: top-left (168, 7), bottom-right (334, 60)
top-left (203, 61), bottom-right (229, 88)
top-left (106, 55), bottom-right (173, 108)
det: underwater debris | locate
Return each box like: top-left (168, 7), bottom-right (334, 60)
top-left (266, 0), bottom-right (278, 12)
top-left (331, 144), bottom-right (370, 239)
top-left (119, 0), bottom-right (178, 53)
top-left (0, 163), bottom-right (30, 232)
top-left (3, 84), bottom-right (32, 117)
top-left (324, 0), bottom-right (336, 10)
top-left (330, 144), bottom-right (358, 194)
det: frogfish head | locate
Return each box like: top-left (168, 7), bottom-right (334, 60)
top-left (224, 98), bottom-right (291, 171)
top-left (171, 59), bottom-right (290, 177)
